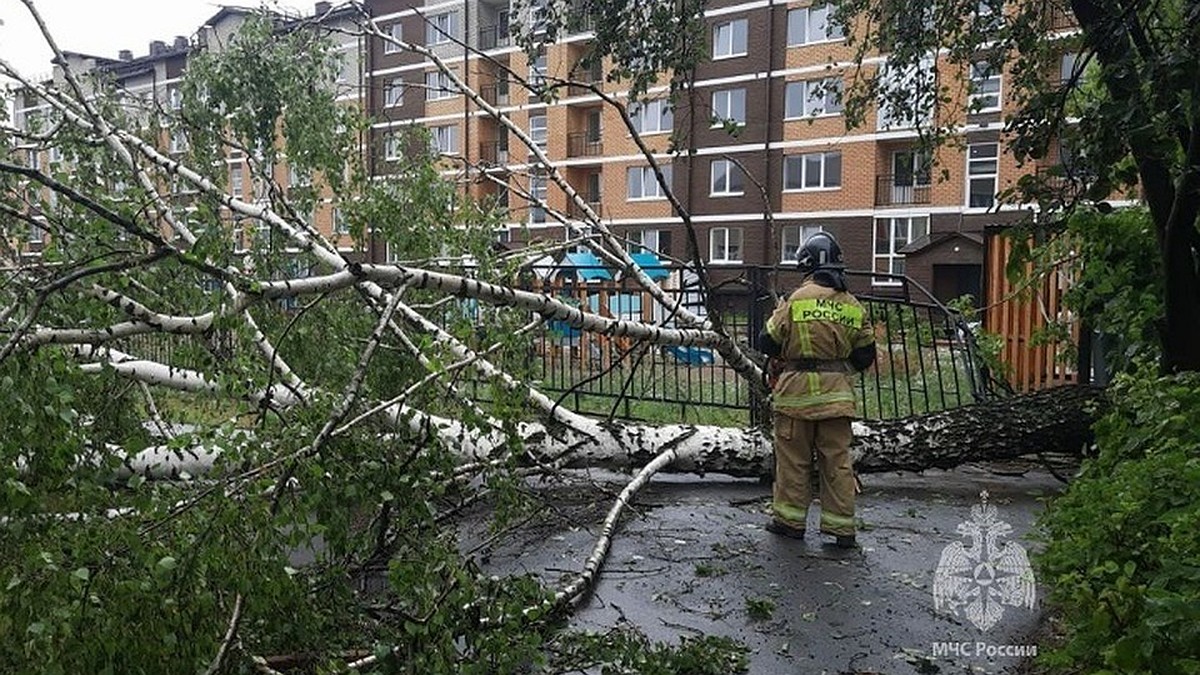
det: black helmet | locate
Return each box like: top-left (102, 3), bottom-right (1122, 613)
top-left (796, 231), bottom-right (844, 274)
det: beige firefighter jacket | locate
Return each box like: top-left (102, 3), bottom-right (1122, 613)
top-left (765, 280), bottom-right (874, 419)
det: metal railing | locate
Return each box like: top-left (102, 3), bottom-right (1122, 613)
top-left (875, 175), bottom-right (932, 206)
top-left (432, 265), bottom-right (999, 425)
top-left (567, 133), bottom-right (603, 158)
top-left (478, 25), bottom-right (511, 50)
top-left (478, 140), bottom-right (509, 166)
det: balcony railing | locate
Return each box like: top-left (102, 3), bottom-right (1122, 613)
top-left (567, 133), bottom-right (603, 158)
top-left (569, 197), bottom-right (603, 219)
top-left (1045, 4), bottom-right (1075, 30)
top-left (478, 24), bottom-right (511, 50)
top-left (875, 175), bottom-right (932, 206)
top-left (479, 141), bottom-right (510, 166)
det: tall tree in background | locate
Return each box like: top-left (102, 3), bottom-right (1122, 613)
top-left (833, 0), bottom-right (1200, 372)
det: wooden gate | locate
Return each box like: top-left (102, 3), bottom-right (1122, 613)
top-left (984, 230), bottom-right (1082, 391)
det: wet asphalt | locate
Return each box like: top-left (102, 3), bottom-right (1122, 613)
top-left (475, 463), bottom-right (1065, 674)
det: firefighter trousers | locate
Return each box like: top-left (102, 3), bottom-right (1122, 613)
top-left (771, 414), bottom-right (856, 536)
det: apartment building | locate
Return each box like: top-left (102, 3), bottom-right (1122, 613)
top-left (362, 0), bottom-right (1053, 304)
top-left (8, 1), bottom-right (1061, 305)
top-left (7, 2), bottom-right (366, 259)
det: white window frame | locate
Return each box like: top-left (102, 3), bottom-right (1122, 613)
top-left (230, 165), bottom-right (245, 198)
top-left (710, 159), bottom-right (744, 196)
top-left (426, 12), bottom-right (457, 45)
top-left (630, 99), bottom-right (673, 135)
top-left (872, 215), bottom-right (929, 285)
top-left (25, 148), bottom-right (40, 170)
top-left (627, 165), bottom-right (671, 200)
top-left (712, 18), bottom-right (749, 59)
top-left (169, 129), bottom-right (189, 154)
top-left (28, 221), bottom-right (46, 244)
top-left (786, 4), bottom-right (844, 46)
top-left (425, 70), bottom-right (454, 100)
top-left (384, 23), bottom-right (403, 53)
top-left (966, 142), bottom-right (999, 208)
top-left (781, 224), bottom-right (825, 263)
top-left (969, 61), bottom-right (1002, 113)
top-left (783, 151), bottom-right (842, 191)
top-left (167, 85), bottom-right (183, 110)
top-left (529, 171), bottom-right (547, 224)
top-left (333, 207), bottom-right (350, 235)
top-left (384, 134), bottom-right (402, 161)
top-left (384, 78), bottom-right (405, 107)
top-left (710, 88), bottom-right (746, 127)
top-left (529, 51), bottom-right (548, 87)
top-left (430, 124), bottom-right (459, 155)
top-left (784, 78), bottom-right (844, 118)
top-left (709, 227), bottom-right (744, 264)
top-left (529, 113), bottom-right (547, 149)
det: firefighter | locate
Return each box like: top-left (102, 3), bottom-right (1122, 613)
top-left (757, 232), bottom-right (876, 548)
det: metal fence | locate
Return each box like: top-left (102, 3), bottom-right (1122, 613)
top-left (473, 265), bottom-right (1000, 425)
top-left (107, 265), bottom-right (1000, 426)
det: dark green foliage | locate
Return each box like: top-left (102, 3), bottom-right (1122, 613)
top-left (1036, 371), bottom-right (1200, 674)
top-left (549, 628), bottom-right (750, 675)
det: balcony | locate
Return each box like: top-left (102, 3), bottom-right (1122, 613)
top-left (567, 132), bottom-right (603, 158)
top-left (875, 175), bottom-right (932, 206)
top-left (479, 141), bottom-right (510, 166)
top-left (569, 196), bottom-right (603, 220)
top-left (478, 24), bottom-right (511, 50)
top-left (480, 82), bottom-right (510, 106)
top-left (568, 61), bottom-right (604, 97)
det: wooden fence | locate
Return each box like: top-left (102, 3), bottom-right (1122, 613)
top-left (984, 231), bottom-right (1082, 391)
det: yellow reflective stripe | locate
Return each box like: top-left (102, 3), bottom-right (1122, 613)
top-left (820, 510), bottom-right (856, 533)
top-left (790, 298), bottom-right (866, 329)
top-left (793, 319), bottom-right (819, 394)
top-left (767, 317), bottom-right (786, 343)
top-left (772, 502), bottom-right (808, 525)
top-left (772, 390), bottom-right (857, 408)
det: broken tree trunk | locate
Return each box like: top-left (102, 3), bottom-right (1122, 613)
top-left (560, 385), bottom-right (1106, 478)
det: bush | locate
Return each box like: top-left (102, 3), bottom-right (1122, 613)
top-left (1036, 371), bottom-right (1200, 673)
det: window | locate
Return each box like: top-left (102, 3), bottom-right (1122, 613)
top-left (709, 227), bottom-right (744, 263)
top-left (529, 51), bottom-right (547, 87)
top-left (783, 151), bottom-right (842, 190)
top-left (873, 216), bottom-right (928, 283)
top-left (629, 99), bottom-right (673, 134)
top-left (426, 70), bottom-right (453, 100)
top-left (426, 12), bottom-right (457, 45)
top-left (529, 171), bottom-right (547, 224)
top-left (48, 146), bottom-right (64, 164)
top-left (781, 224), bottom-right (825, 262)
top-left (384, 78), bottom-right (405, 107)
top-left (887, 149), bottom-right (932, 204)
top-left (169, 129), bottom-right (188, 154)
top-left (1059, 51), bottom-right (1079, 85)
top-left (969, 61), bottom-right (1002, 112)
top-left (877, 57), bottom-right (936, 129)
top-left (529, 113), bottom-right (547, 149)
top-left (784, 78), bottom-right (844, 118)
top-left (384, 23), bottom-right (403, 53)
top-left (230, 165), bottom-right (245, 198)
top-left (28, 221), bottom-right (46, 244)
top-left (975, 0), bottom-right (1003, 31)
top-left (710, 88), bottom-right (746, 127)
top-left (967, 143), bottom-right (999, 208)
top-left (627, 165), bottom-right (671, 200)
top-left (25, 149), bottom-right (40, 170)
top-left (384, 134), bottom-right (402, 161)
top-left (431, 124), bottom-right (459, 155)
top-left (710, 159), bottom-right (744, 195)
top-left (713, 18), bottom-right (748, 58)
top-left (288, 164), bottom-right (310, 187)
top-left (787, 5), bottom-right (844, 46)
top-left (333, 207), bottom-right (349, 234)
top-left (626, 229), bottom-right (671, 256)
top-left (166, 85), bottom-right (183, 110)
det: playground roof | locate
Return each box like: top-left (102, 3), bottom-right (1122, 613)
top-left (562, 251), bottom-right (613, 281)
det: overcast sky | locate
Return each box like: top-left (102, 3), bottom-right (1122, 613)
top-left (1, 1), bottom-right (312, 80)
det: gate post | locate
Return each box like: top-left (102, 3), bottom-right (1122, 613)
top-left (747, 266), bottom-right (773, 427)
